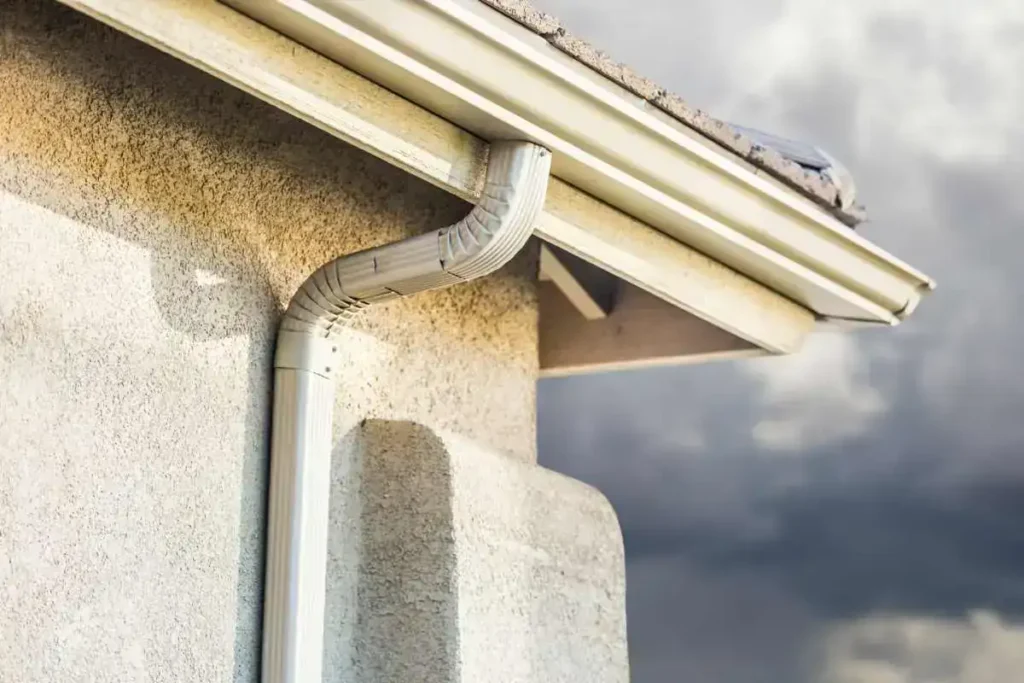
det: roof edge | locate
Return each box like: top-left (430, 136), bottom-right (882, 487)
top-left (54, 0), bottom-right (933, 329)
top-left (215, 0), bottom-right (932, 323)
top-left (478, 0), bottom-right (866, 226)
top-left (54, 0), bottom-right (817, 355)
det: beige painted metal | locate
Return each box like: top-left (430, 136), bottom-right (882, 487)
top-left (55, 0), bottom-right (815, 355)
top-left (539, 281), bottom-right (762, 377)
top-left (263, 140), bottom-right (550, 683)
top-left (220, 0), bottom-right (935, 325)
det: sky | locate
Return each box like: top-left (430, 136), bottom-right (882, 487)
top-left (533, 1), bottom-right (1024, 681)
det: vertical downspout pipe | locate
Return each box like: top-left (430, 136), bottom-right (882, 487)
top-left (262, 141), bottom-right (551, 683)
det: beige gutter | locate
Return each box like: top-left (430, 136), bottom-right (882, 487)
top-left (57, 0), bottom-right (816, 355)
top-left (222, 0), bottom-right (935, 325)
top-left (265, 140), bottom-right (549, 683)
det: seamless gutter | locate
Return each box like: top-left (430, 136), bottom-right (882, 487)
top-left (481, 0), bottom-right (861, 224)
top-left (221, 0), bottom-right (934, 324)
top-left (55, 0), bottom-right (816, 355)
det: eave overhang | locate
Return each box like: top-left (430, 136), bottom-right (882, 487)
top-left (58, 0), bottom-right (822, 363)
top-left (221, 0), bottom-right (935, 326)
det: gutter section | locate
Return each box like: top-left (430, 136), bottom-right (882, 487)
top-left (263, 141), bottom-right (550, 683)
top-left (223, 0), bottom-right (935, 324)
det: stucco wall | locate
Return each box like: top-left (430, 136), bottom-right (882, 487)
top-left (328, 420), bottom-right (628, 683)
top-left (0, 2), bottom-right (540, 681)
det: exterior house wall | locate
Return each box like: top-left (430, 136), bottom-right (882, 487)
top-left (339, 420), bottom-right (628, 683)
top-left (0, 2), bottom-right (553, 681)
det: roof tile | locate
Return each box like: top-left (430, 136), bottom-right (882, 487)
top-left (478, 0), bottom-right (863, 225)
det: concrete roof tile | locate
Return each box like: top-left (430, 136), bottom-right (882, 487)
top-left (478, 0), bottom-right (864, 225)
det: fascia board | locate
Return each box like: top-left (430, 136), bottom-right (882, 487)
top-left (220, 0), bottom-right (935, 325)
top-left (55, 0), bottom-right (816, 354)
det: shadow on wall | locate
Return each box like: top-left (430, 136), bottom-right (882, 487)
top-left (0, 2), bottom-right (464, 681)
top-left (323, 421), bottom-right (459, 683)
top-left (149, 257), bottom-right (276, 683)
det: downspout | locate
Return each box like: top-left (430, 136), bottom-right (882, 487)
top-left (262, 140), bottom-right (551, 683)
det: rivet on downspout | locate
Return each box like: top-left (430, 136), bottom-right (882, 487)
top-left (262, 140), bottom-right (551, 683)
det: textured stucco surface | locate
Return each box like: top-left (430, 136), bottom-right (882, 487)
top-left (451, 427), bottom-right (629, 682)
top-left (323, 421), bottom-right (628, 683)
top-left (0, 2), bottom-right (542, 681)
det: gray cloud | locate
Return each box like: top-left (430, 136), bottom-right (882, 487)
top-left (534, 1), bottom-right (1024, 681)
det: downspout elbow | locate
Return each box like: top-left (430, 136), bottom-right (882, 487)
top-left (277, 140), bottom-right (551, 345)
top-left (263, 140), bottom-right (550, 683)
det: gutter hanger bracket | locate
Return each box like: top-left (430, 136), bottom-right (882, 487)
top-left (262, 140), bottom-right (550, 683)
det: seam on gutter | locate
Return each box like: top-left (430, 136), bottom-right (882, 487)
top-left (262, 140), bottom-right (550, 683)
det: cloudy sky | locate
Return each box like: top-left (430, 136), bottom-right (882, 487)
top-left (533, 1), bottom-right (1024, 681)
